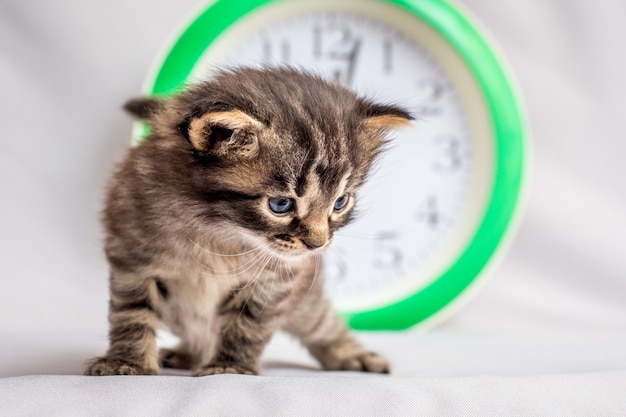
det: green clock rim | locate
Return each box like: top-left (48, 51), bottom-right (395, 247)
top-left (348, 0), bottom-right (526, 329)
top-left (144, 0), bottom-right (526, 330)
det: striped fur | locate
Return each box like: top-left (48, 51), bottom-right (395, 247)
top-left (85, 67), bottom-right (411, 376)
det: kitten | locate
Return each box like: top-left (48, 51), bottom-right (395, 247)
top-left (85, 67), bottom-right (412, 376)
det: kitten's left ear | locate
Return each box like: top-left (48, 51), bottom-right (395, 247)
top-left (188, 110), bottom-right (264, 159)
top-left (360, 103), bottom-right (414, 132)
top-left (123, 97), bottom-right (165, 121)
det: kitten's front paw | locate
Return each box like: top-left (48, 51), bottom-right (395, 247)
top-left (331, 352), bottom-right (390, 374)
top-left (314, 346), bottom-right (391, 374)
top-left (193, 363), bottom-right (257, 376)
top-left (84, 356), bottom-right (158, 376)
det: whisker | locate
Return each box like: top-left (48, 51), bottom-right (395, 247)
top-left (188, 237), bottom-right (269, 257)
top-left (236, 251), bottom-right (275, 291)
top-left (193, 250), bottom-right (269, 278)
top-left (284, 155), bottom-right (297, 182)
top-left (323, 246), bottom-right (351, 286)
top-left (281, 259), bottom-right (297, 304)
top-left (334, 231), bottom-right (381, 241)
top-left (236, 253), bottom-right (275, 322)
top-left (303, 253), bottom-right (322, 302)
top-left (259, 257), bottom-right (280, 316)
top-left (188, 235), bottom-right (280, 279)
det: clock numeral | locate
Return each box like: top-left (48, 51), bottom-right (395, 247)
top-left (383, 39), bottom-right (393, 74)
top-left (415, 78), bottom-right (446, 117)
top-left (262, 38), bottom-right (291, 64)
top-left (312, 22), bottom-right (361, 85)
top-left (432, 134), bottom-right (463, 173)
top-left (416, 194), bottom-right (453, 230)
top-left (416, 194), bottom-right (441, 229)
top-left (372, 230), bottom-right (403, 273)
top-left (313, 24), bottom-right (322, 59)
top-left (325, 246), bottom-right (348, 284)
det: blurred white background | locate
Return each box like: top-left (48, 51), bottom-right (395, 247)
top-left (0, 0), bottom-right (625, 378)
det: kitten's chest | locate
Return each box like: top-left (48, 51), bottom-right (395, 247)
top-left (160, 245), bottom-right (254, 308)
top-left (157, 242), bottom-right (283, 332)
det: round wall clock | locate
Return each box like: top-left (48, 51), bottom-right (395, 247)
top-left (134, 0), bottom-right (527, 330)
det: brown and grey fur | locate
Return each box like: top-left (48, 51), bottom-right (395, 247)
top-left (85, 67), bottom-right (412, 377)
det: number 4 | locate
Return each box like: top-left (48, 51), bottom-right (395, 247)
top-left (416, 194), bottom-right (447, 229)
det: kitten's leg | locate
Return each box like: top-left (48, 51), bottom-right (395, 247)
top-left (283, 278), bottom-right (390, 374)
top-left (159, 344), bottom-right (199, 370)
top-left (85, 274), bottom-right (160, 376)
top-left (193, 286), bottom-right (287, 376)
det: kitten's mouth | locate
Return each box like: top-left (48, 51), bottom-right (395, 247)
top-left (270, 236), bottom-right (331, 258)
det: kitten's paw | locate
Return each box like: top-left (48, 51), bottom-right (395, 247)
top-left (84, 357), bottom-right (158, 376)
top-left (315, 347), bottom-right (391, 374)
top-left (193, 363), bottom-right (257, 376)
top-left (331, 352), bottom-right (391, 374)
top-left (159, 348), bottom-right (196, 370)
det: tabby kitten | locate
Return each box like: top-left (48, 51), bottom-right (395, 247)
top-left (85, 67), bottom-right (412, 377)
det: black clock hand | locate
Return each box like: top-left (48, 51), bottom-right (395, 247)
top-left (344, 38), bottom-right (361, 86)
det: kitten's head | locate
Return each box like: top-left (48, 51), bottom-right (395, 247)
top-left (128, 67), bottom-right (412, 258)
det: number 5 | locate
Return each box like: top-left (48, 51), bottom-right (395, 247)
top-left (373, 231), bottom-right (403, 273)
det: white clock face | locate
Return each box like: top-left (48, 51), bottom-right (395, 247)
top-left (187, 2), bottom-right (493, 313)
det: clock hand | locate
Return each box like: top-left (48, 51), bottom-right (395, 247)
top-left (344, 38), bottom-right (362, 86)
top-left (331, 38), bottom-right (361, 86)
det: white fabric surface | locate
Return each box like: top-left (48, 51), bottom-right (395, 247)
top-left (1, 0), bottom-right (625, 415)
top-left (2, 370), bottom-right (626, 417)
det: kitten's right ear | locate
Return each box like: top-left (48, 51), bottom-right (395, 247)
top-left (360, 103), bottom-right (414, 132)
top-left (123, 97), bottom-right (165, 121)
top-left (188, 110), bottom-right (264, 160)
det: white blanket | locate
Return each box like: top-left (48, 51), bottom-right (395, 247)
top-left (3, 370), bottom-right (626, 416)
top-left (1, 0), bottom-right (625, 415)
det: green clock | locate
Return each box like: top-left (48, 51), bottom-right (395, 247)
top-left (135, 0), bottom-right (526, 330)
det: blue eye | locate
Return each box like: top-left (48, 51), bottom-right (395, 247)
top-left (268, 197), bottom-right (295, 214)
top-left (334, 195), bottom-right (349, 211)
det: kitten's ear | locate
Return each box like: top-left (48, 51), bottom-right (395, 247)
top-left (123, 97), bottom-right (165, 121)
top-left (360, 103), bottom-right (414, 132)
top-left (188, 110), bottom-right (264, 159)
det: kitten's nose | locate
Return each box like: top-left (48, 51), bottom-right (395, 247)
top-left (302, 238), bottom-right (325, 250)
